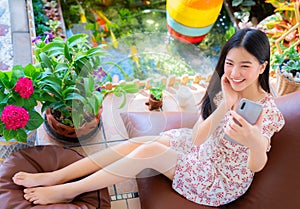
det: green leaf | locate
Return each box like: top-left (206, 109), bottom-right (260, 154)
top-left (23, 97), bottom-right (37, 110)
top-left (39, 53), bottom-right (54, 70)
top-left (40, 42), bottom-right (64, 53)
top-left (11, 65), bottom-right (25, 84)
top-left (75, 57), bottom-right (93, 75)
top-left (15, 129), bottom-right (27, 143)
top-left (24, 63), bottom-right (39, 79)
top-left (0, 122), bottom-right (5, 133)
top-left (26, 111), bottom-right (44, 130)
top-left (65, 93), bottom-right (86, 102)
top-left (117, 91), bottom-right (127, 109)
top-left (46, 50), bottom-right (64, 59)
top-left (82, 76), bottom-right (94, 97)
top-left (242, 0), bottom-right (256, 7)
top-left (118, 83), bottom-right (139, 93)
top-left (72, 109), bottom-right (81, 129)
top-left (3, 129), bottom-right (16, 141)
top-left (232, 0), bottom-right (243, 7)
top-left (40, 92), bottom-right (57, 102)
top-left (67, 33), bottom-right (88, 47)
top-left (64, 42), bottom-right (72, 61)
top-left (40, 75), bottom-right (62, 89)
top-left (114, 91), bottom-right (123, 97)
top-left (51, 102), bottom-right (67, 111)
top-left (103, 61), bottom-right (128, 78)
top-left (93, 91), bottom-right (103, 108)
top-left (87, 96), bottom-right (97, 114)
top-left (86, 47), bottom-right (107, 57)
top-left (62, 86), bottom-right (78, 97)
top-left (55, 63), bottom-right (69, 74)
top-left (84, 23), bottom-right (96, 30)
top-left (0, 72), bottom-right (11, 89)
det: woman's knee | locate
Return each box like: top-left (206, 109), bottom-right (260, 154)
top-left (128, 142), bottom-right (177, 178)
top-left (129, 142), bottom-right (169, 159)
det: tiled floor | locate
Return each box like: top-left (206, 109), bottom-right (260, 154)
top-left (36, 84), bottom-right (205, 209)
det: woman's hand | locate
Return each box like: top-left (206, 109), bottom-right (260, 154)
top-left (225, 110), bottom-right (270, 172)
top-left (221, 75), bottom-right (240, 110)
top-left (224, 110), bottom-right (265, 149)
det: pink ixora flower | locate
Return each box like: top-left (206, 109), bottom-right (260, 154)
top-left (13, 77), bottom-right (34, 99)
top-left (1, 105), bottom-right (30, 130)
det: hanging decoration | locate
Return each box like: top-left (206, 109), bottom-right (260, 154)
top-left (166, 0), bottom-right (223, 44)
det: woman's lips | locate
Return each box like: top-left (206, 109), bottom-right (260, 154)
top-left (231, 78), bottom-right (245, 85)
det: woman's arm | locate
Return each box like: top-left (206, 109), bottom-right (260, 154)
top-left (193, 75), bottom-right (241, 146)
top-left (192, 101), bottom-right (228, 146)
top-left (247, 136), bottom-right (269, 172)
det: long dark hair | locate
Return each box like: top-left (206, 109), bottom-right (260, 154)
top-left (200, 28), bottom-right (271, 120)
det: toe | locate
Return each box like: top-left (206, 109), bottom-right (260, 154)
top-left (24, 188), bottom-right (35, 194)
top-left (24, 193), bottom-right (30, 200)
top-left (24, 192), bottom-right (37, 202)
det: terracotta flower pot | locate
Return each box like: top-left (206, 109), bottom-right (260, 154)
top-left (145, 94), bottom-right (163, 111)
top-left (44, 108), bottom-right (102, 143)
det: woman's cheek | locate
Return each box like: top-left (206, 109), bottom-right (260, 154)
top-left (224, 67), bottom-right (231, 76)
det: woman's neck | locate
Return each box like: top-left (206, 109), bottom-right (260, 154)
top-left (240, 85), bottom-right (268, 102)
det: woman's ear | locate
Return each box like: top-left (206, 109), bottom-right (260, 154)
top-left (259, 61), bottom-right (268, 74)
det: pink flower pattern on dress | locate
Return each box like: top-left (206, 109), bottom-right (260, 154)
top-left (160, 94), bottom-right (285, 206)
top-left (13, 77), bottom-right (34, 99)
top-left (1, 105), bottom-right (30, 130)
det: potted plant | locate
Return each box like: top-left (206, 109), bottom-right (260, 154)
top-left (0, 64), bottom-right (44, 160)
top-left (33, 33), bottom-right (139, 142)
top-left (257, 0), bottom-right (300, 95)
top-left (145, 82), bottom-right (165, 111)
top-left (257, 0), bottom-right (299, 56)
top-left (273, 45), bottom-right (300, 95)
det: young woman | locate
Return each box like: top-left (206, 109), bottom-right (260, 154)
top-left (13, 28), bottom-right (285, 207)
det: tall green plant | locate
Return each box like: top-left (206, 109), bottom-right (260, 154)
top-left (33, 33), bottom-right (139, 128)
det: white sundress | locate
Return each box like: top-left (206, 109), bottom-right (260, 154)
top-left (160, 94), bottom-right (285, 206)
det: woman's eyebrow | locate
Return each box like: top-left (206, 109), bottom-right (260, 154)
top-left (225, 58), bottom-right (233, 62)
top-left (225, 58), bottom-right (252, 64)
top-left (240, 61), bottom-right (252, 64)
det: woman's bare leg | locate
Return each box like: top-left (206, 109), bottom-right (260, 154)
top-left (13, 135), bottom-right (170, 187)
top-left (23, 141), bottom-right (177, 205)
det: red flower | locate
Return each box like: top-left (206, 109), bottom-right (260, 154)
top-left (1, 105), bottom-right (30, 130)
top-left (14, 77), bottom-right (34, 99)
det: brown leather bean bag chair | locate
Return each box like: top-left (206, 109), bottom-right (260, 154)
top-left (0, 145), bottom-right (111, 209)
top-left (121, 91), bottom-right (300, 209)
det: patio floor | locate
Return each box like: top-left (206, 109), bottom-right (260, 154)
top-left (36, 84), bottom-right (206, 209)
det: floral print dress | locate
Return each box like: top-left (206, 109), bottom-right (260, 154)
top-left (160, 94), bottom-right (285, 206)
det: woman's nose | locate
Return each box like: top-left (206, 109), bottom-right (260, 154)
top-left (230, 67), bottom-right (240, 77)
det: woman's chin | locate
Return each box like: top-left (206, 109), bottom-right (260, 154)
top-left (230, 82), bottom-right (245, 91)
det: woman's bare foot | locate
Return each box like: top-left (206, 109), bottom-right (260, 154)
top-left (23, 185), bottom-right (75, 205)
top-left (13, 172), bottom-right (59, 187)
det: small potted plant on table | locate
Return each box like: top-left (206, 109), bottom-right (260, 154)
top-left (145, 82), bottom-right (165, 111)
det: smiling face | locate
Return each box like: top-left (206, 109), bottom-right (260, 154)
top-left (224, 47), bottom-right (267, 98)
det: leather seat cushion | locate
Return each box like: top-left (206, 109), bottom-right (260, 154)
top-left (0, 145), bottom-right (111, 209)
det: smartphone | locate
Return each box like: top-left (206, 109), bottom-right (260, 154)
top-left (224, 98), bottom-right (263, 145)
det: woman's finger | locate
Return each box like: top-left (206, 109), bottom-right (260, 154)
top-left (230, 110), bottom-right (246, 127)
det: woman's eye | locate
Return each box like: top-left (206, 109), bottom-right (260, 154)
top-left (225, 62), bottom-right (233, 66)
top-left (241, 65), bottom-right (250, 68)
